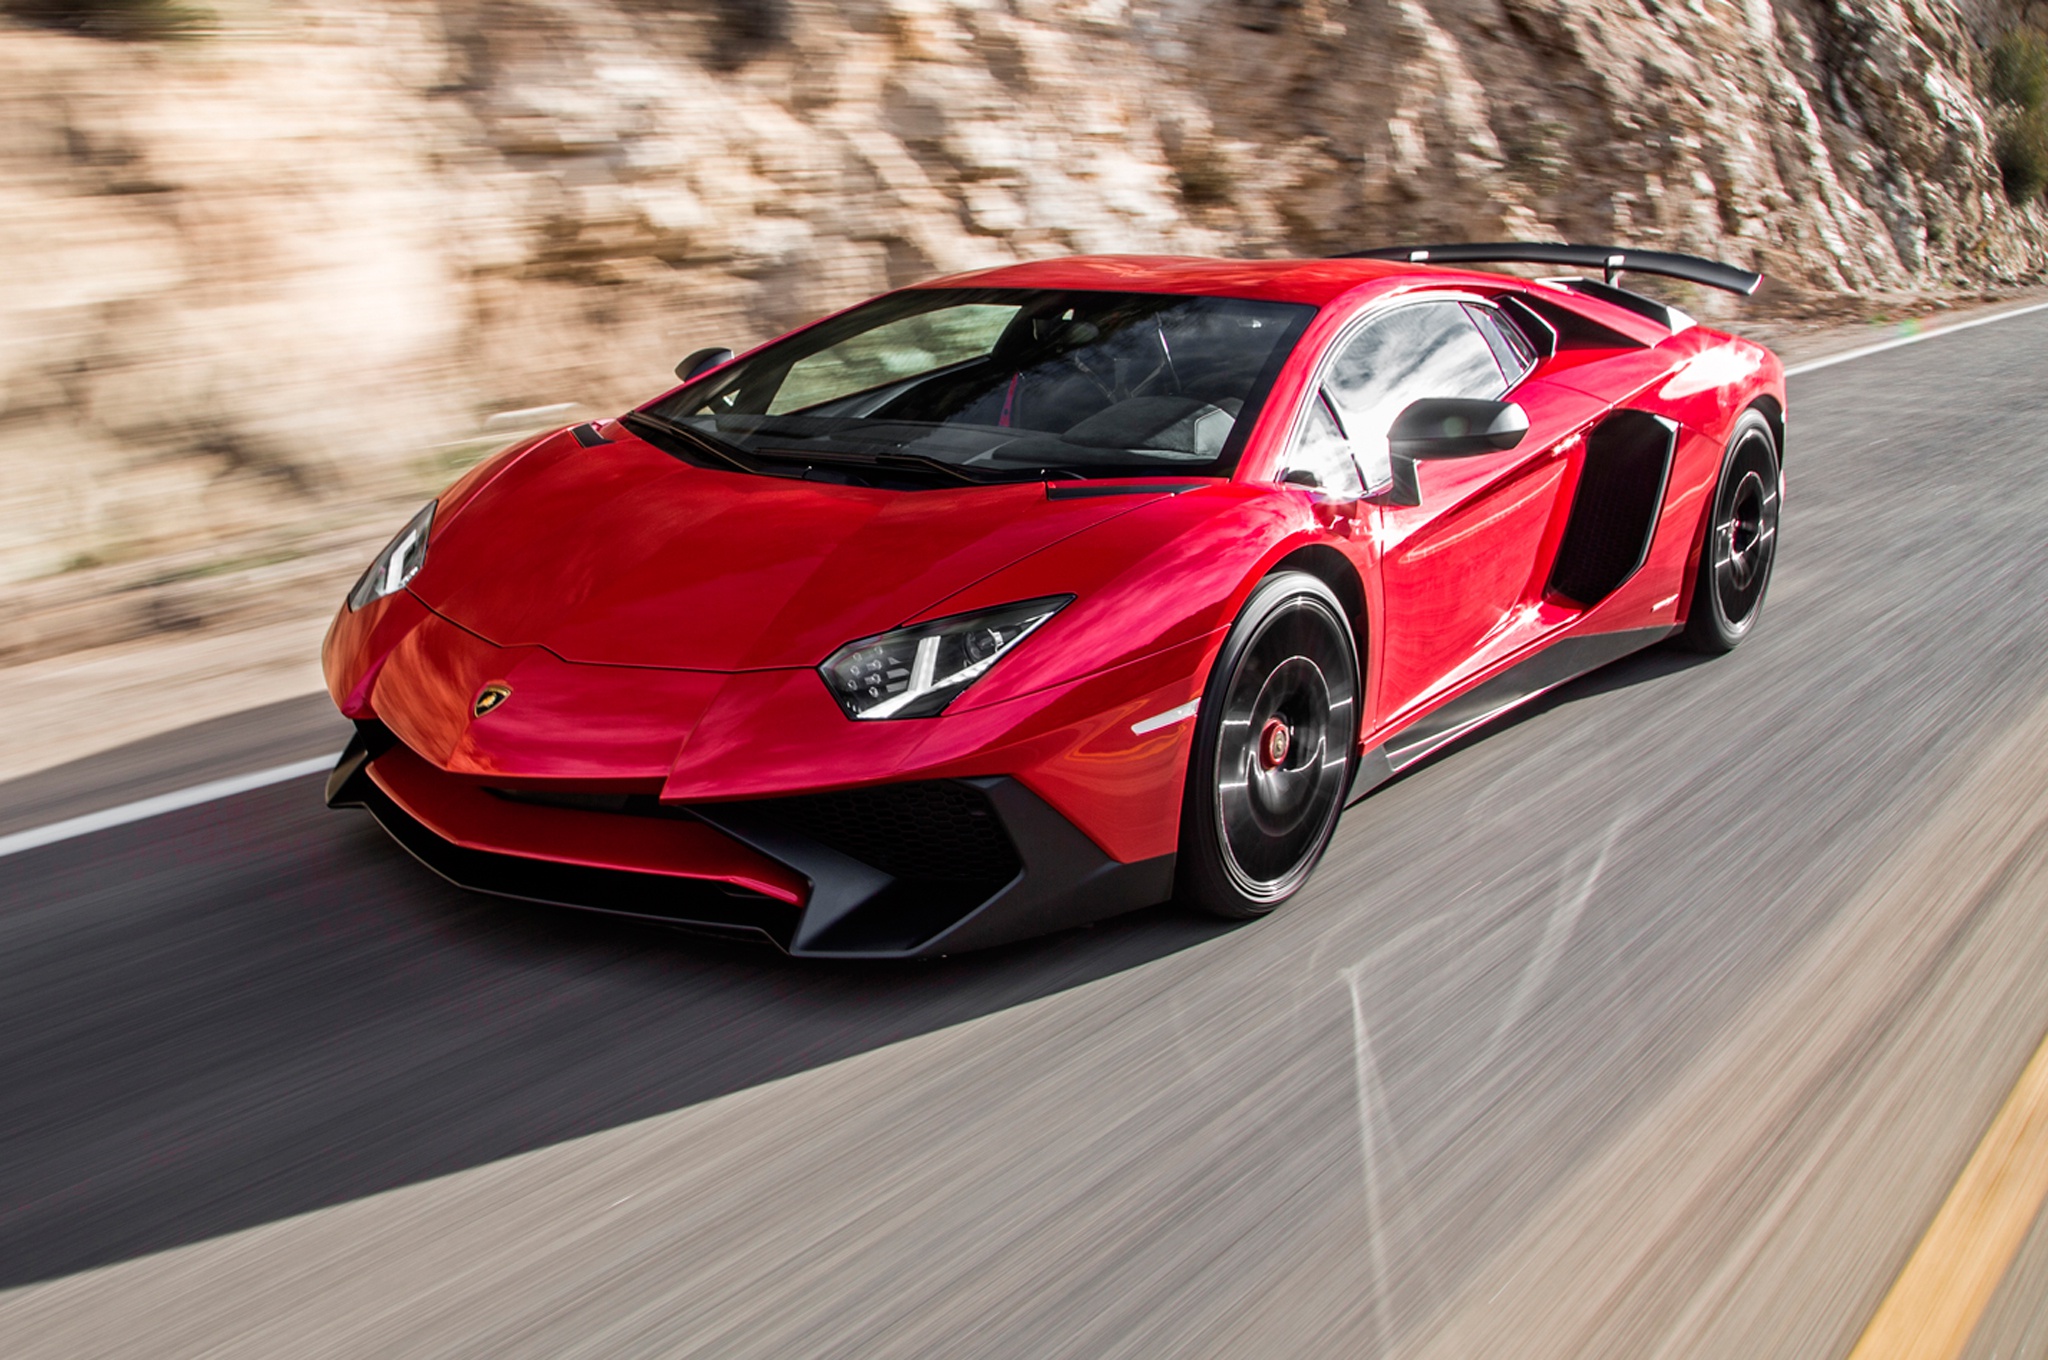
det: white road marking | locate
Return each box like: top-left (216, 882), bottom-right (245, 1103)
top-left (0, 753), bottom-right (342, 861)
top-left (1782, 300), bottom-right (2048, 377)
top-left (1480, 817), bottom-right (1627, 1066)
top-left (1340, 963), bottom-right (1400, 1353)
top-left (1131, 699), bottom-right (1200, 735)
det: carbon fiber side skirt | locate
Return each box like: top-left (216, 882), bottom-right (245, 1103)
top-left (1348, 625), bottom-right (1675, 804)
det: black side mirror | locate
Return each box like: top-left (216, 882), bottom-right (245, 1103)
top-left (675, 347), bottom-right (734, 382)
top-left (1374, 398), bottom-right (1529, 506)
top-left (1388, 398), bottom-right (1529, 458)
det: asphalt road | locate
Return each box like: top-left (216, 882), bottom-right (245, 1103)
top-left (5, 310), bottom-right (2048, 1356)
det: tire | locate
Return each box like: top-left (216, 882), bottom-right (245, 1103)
top-left (1678, 409), bottom-right (1781, 654)
top-left (1178, 571), bottom-right (1360, 920)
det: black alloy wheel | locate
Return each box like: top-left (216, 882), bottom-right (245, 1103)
top-left (1680, 409), bottom-right (1781, 653)
top-left (1179, 571), bottom-right (1360, 919)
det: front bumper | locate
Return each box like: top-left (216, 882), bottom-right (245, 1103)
top-left (328, 724), bottom-right (1175, 959)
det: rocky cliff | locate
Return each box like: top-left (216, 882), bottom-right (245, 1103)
top-left (1, 0), bottom-right (2042, 592)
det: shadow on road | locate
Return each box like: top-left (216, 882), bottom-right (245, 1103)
top-left (0, 640), bottom-right (1705, 1290)
top-left (0, 782), bottom-right (1237, 1289)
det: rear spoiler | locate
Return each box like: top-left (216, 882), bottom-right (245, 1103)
top-left (1338, 242), bottom-right (1763, 297)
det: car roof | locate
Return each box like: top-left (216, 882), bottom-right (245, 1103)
top-left (913, 254), bottom-right (1428, 307)
top-left (916, 253), bottom-right (1715, 350)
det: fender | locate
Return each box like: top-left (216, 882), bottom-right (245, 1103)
top-left (931, 482), bottom-right (1344, 713)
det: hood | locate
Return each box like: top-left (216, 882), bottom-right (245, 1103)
top-left (409, 426), bottom-right (1166, 670)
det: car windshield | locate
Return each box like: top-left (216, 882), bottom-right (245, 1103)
top-left (636, 288), bottom-right (1315, 486)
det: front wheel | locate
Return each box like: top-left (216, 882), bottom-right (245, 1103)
top-left (1679, 409), bottom-right (1781, 653)
top-left (1178, 572), bottom-right (1359, 920)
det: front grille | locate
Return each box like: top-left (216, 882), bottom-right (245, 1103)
top-left (478, 777), bottom-right (1025, 953)
top-left (358, 780), bottom-right (799, 947)
top-left (762, 781), bottom-right (1021, 885)
top-left (486, 778), bottom-right (1021, 886)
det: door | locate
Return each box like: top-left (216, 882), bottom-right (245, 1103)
top-left (1285, 298), bottom-right (1596, 723)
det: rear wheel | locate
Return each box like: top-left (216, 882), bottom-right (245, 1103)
top-left (1679, 410), bottom-right (1780, 653)
top-left (1178, 572), bottom-right (1359, 920)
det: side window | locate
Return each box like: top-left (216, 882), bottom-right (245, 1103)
top-left (1285, 301), bottom-right (1506, 491)
top-left (1287, 392), bottom-right (1366, 497)
top-left (1466, 303), bottom-right (1537, 388)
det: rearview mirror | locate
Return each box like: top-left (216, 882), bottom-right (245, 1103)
top-left (1372, 398), bottom-right (1530, 507)
top-left (675, 347), bottom-right (734, 382)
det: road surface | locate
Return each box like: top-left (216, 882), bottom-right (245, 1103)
top-left (5, 308), bottom-right (2048, 1357)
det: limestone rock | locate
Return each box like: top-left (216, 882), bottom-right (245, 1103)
top-left (0, 0), bottom-right (2040, 583)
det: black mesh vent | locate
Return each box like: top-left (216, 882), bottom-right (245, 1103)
top-left (764, 781), bottom-right (1022, 885)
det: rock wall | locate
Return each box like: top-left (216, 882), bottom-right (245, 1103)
top-left (1, 0), bottom-right (2042, 585)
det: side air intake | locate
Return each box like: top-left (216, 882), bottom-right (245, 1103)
top-left (1548, 410), bottom-right (1679, 608)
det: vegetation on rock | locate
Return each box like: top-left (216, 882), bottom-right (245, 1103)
top-left (1991, 30), bottom-right (2048, 205)
top-left (3, 0), bottom-right (200, 40)
top-left (1991, 29), bottom-right (2048, 110)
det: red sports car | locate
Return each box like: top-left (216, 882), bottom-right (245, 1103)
top-left (324, 243), bottom-right (1782, 957)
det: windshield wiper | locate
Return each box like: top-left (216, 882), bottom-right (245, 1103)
top-left (619, 410), bottom-right (762, 475)
top-left (626, 413), bottom-right (1073, 487)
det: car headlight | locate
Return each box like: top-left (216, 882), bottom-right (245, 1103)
top-left (820, 596), bottom-right (1073, 719)
top-left (347, 501), bottom-right (435, 611)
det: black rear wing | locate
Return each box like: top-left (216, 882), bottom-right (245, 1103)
top-left (1339, 242), bottom-right (1763, 297)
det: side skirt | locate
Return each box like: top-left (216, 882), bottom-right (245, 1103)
top-left (1347, 625), bottom-right (1674, 804)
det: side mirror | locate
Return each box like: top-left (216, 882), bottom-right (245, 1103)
top-left (675, 347), bottom-right (734, 382)
top-left (1374, 398), bottom-right (1529, 507)
top-left (1388, 398), bottom-right (1529, 458)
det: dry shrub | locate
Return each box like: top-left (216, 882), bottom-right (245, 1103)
top-left (1990, 29), bottom-right (2048, 111)
top-left (1988, 30), bottom-right (2048, 204)
top-left (1998, 106), bottom-right (2048, 205)
top-left (3, 0), bottom-right (201, 39)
